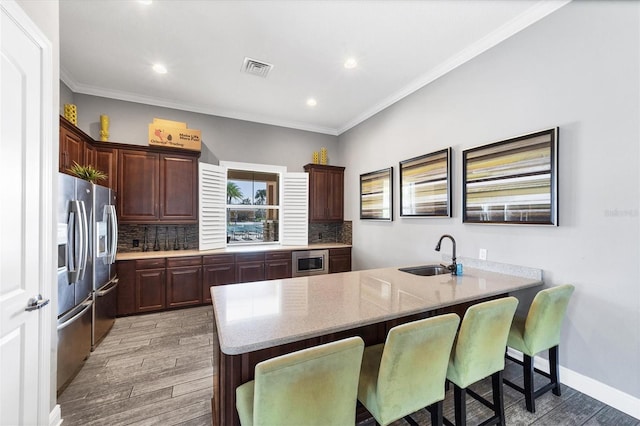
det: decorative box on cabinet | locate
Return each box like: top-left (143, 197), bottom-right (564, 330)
top-left (265, 251), bottom-right (292, 280)
top-left (202, 254), bottom-right (236, 303)
top-left (329, 247), bottom-right (352, 273)
top-left (166, 257), bottom-right (202, 308)
top-left (304, 164), bottom-right (345, 223)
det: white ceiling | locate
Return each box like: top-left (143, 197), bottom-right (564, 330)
top-left (59, 0), bottom-right (569, 135)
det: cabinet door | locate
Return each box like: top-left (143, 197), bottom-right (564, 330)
top-left (308, 168), bottom-right (329, 221)
top-left (136, 268), bottom-right (165, 312)
top-left (329, 247), bottom-right (352, 273)
top-left (166, 266), bottom-right (202, 308)
top-left (59, 125), bottom-right (84, 172)
top-left (327, 169), bottom-right (344, 221)
top-left (84, 143), bottom-right (96, 168)
top-left (95, 147), bottom-right (118, 191)
top-left (119, 149), bottom-right (159, 222)
top-left (265, 260), bottom-right (292, 280)
top-left (236, 262), bottom-right (265, 283)
top-left (116, 260), bottom-right (136, 316)
top-left (202, 262), bottom-right (235, 303)
top-left (305, 164), bottom-right (345, 223)
top-left (160, 153), bottom-right (198, 222)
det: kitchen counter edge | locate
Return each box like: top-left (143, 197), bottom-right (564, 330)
top-left (116, 243), bottom-right (351, 261)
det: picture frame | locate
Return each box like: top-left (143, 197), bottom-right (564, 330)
top-left (360, 167), bottom-right (393, 221)
top-left (463, 128), bottom-right (559, 225)
top-left (399, 148), bottom-right (452, 217)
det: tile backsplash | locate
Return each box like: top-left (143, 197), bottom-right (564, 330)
top-left (118, 221), bottom-right (351, 253)
top-left (118, 224), bottom-right (199, 253)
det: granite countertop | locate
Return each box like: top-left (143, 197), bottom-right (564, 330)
top-left (116, 242), bottom-right (351, 261)
top-left (210, 264), bottom-right (543, 355)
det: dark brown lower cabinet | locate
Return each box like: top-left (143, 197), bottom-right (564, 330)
top-left (329, 247), bottom-right (352, 273)
top-left (166, 257), bottom-right (202, 308)
top-left (265, 251), bottom-right (292, 280)
top-left (116, 260), bottom-right (136, 316)
top-left (136, 268), bottom-right (166, 313)
top-left (236, 252), bottom-right (265, 283)
top-left (202, 254), bottom-right (236, 303)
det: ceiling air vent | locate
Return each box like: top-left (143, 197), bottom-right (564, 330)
top-left (242, 57), bottom-right (273, 78)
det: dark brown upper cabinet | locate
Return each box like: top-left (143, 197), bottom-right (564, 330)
top-left (304, 164), bottom-right (345, 223)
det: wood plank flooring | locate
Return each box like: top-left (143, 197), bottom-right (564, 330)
top-left (58, 305), bottom-right (638, 426)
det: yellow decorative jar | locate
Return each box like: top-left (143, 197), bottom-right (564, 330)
top-left (64, 104), bottom-right (77, 125)
top-left (99, 114), bottom-right (110, 141)
top-left (320, 147), bottom-right (327, 165)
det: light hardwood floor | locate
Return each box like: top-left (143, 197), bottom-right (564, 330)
top-left (58, 305), bottom-right (638, 426)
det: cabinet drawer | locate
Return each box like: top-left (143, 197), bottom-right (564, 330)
top-left (167, 256), bottom-right (201, 268)
top-left (136, 258), bottom-right (166, 270)
top-left (265, 251), bottom-right (291, 261)
top-left (329, 247), bottom-right (352, 256)
top-left (236, 252), bottom-right (265, 263)
top-left (203, 254), bottom-right (235, 265)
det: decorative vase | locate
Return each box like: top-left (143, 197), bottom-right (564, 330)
top-left (100, 114), bottom-right (109, 142)
top-left (64, 104), bottom-right (77, 125)
top-left (312, 151), bottom-right (319, 164)
top-left (320, 147), bottom-right (327, 165)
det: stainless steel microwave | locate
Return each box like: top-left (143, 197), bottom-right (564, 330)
top-left (292, 249), bottom-right (329, 277)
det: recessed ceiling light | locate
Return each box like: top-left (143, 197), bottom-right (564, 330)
top-left (306, 98), bottom-right (317, 107)
top-left (139, 0), bottom-right (153, 5)
top-left (152, 64), bottom-right (167, 74)
top-left (344, 58), bottom-right (358, 69)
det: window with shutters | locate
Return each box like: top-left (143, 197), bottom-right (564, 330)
top-left (199, 161), bottom-right (308, 250)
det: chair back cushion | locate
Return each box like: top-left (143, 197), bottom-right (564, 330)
top-left (524, 284), bottom-right (575, 354)
top-left (374, 313), bottom-right (460, 424)
top-left (448, 297), bottom-right (518, 388)
top-left (252, 336), bottom-right (364, 426)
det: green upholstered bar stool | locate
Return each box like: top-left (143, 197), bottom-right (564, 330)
top-left (504, 284), bottom-right (575, 413)
top-left (445, 297), bottom-right (519, 426)
top-left (357, 313), bottom-right (460, 426)
top-left (235, 336), bottom-right (364, 426)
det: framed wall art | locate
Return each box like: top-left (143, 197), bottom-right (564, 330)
top-left (463, 128), bottom-right (559, 225)
top-left (399, 148), bottom-right (451, 217)
top-left (360, 167), bottom-right (393, 221)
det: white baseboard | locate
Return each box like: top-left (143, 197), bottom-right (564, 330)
top-left (49, 404), bottom-right (62, 426)
top-left (506, 348), bottom-right (640, 420)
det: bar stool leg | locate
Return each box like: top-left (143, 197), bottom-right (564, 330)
top-left (430, 401), bottom-right (443, 426)
top-left (523, 354), bottom-right (535, 413)
top-left (454, 385), bottom-right (467, 426)
top-left (550, 345), bottom-right (561, 396)
top-left (492, 371), bottom-right (506, 426)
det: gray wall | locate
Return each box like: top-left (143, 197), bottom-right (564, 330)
top-left (72, 95), bottom-right (339, 172)
top-left (60, 80), bottom-right (74, 109)
top-left (338, 1), bottom-right (639, 399)
top-left (16, 0), bottom-right (60, 414)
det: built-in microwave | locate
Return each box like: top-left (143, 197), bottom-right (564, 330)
top-left (292, 249), bottom-right (329, 277)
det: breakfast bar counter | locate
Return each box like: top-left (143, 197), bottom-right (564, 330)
top-left (210, 264), bottom-right (543, 425)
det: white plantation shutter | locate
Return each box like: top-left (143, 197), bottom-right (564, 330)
top-left (280, 172), bottom-right (308, 246)
top-left (199, 162), bottom-right (227, 250)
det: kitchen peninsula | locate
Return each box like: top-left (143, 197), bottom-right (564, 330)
top-left (210, 264), bottom-right (543, 425)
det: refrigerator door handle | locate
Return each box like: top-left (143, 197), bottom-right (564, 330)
top-left (96, 278), bottom-right (119, 297)
top-left (77, 200), bottom-right (89, 280)
top-left (67, 201), bottom-right (81, 283)
top-left (57, 300), bottom-right (92, 331)
top-left (107, 204), bottom-right (118, 264)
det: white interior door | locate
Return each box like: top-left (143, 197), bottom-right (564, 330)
top-left (0, 1), bottom-right (53, 425)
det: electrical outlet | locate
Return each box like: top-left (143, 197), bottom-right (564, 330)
top-left (318, 232), bottom-right (323, 240)
top-left (133, 239), bottom-right (139, 247)
top-left (479, 248), bottom-right (487, 260)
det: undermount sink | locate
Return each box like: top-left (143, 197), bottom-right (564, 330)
top-left (398, 264), bottom-right (450, 276)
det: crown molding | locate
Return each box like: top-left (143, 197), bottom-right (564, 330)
top-left (336, 0), bottom-right (571, 135)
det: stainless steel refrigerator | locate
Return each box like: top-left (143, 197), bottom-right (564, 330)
top-left (57, 173), bottom-right (118, 392)
top-left (91, 182), bottom-right (118, 350)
